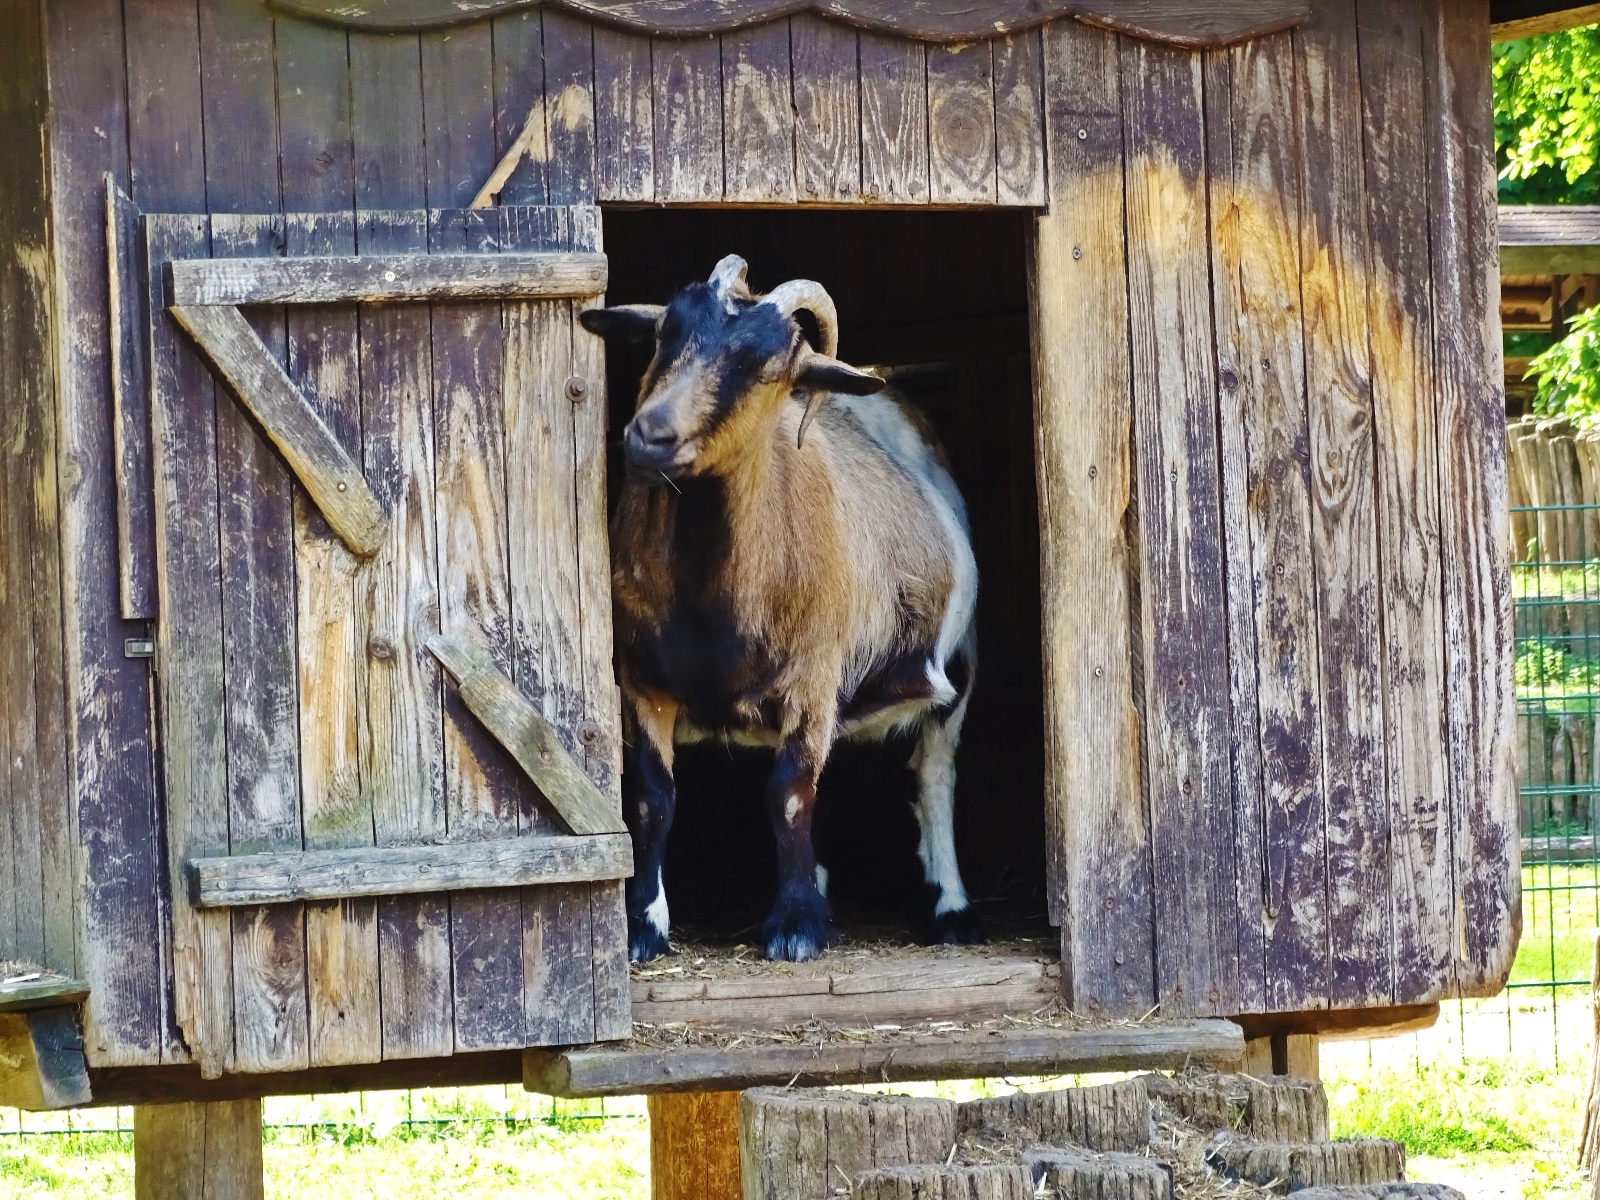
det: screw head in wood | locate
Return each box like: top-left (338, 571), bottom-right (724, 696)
top-left (368, 634), bottom-right (396, 661)
top-left (1078, 128), bottom-right (1088, 140)
top-left (1088, 464), bottom-right (1097, 479)
top-left (1072, 247), bottom-right (1082, 260)
top-left (337, 481), bottom-right (347, 492)
top-left (566, 376), bottom-right (589, 401)
top-left (578, 720), bottom-right (602, 745)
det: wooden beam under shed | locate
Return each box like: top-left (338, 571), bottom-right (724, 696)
top-left (1493, 2), bottom-right (1600, 40)
top-left (524, 1019), bottom-right (1245, 1098)
top-left (0, 1008), bottom-right (93, 1110)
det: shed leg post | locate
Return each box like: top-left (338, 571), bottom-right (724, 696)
top-left (1244, 1033), bottom-right (1321, 1081)
top-left (134, 1098), bottom-right (264, 1200)
top-left (649, 1090), bottom-right (742, 1200)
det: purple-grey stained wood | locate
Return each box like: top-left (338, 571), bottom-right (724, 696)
top-left (266, 0), bottom-right (1312, 47)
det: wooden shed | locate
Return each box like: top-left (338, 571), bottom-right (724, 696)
top-left (0, 0), bottom-right (1554, 1176)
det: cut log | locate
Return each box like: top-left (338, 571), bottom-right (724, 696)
top-left (1552, 433), bottom-right (1585, 562)
top-left (1514, 430), bottom-right (1560, 565)
top-left (1022, 1144), bottom-right (1173, 1200)
top-left (956, 1078), bottom-right (1150, 1152)
top-left (1290, 1186), bottom-right (1462, 1200)
top-left (740, 1088), bottom-right (956, 1200)
top-left (1242, 1074), bottom-right (1330, 1142)
top-left (134, 1099), bottom-right (264, 1200)
top-left (1206, 1137), bottom-right (1405, 1193)
top-left (851, 1163), bottom-right (1035, 1200)
top-left (0, 1008), bottom-right (93, 1110)
top-left (650, 1091), bottom-right (741, 1200)
top-left (1140, 1071), bottom-right (1247, 1132)
top-left (1507, 420), bottom-right (1534, 563)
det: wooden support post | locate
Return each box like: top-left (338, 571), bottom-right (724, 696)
top-left (649, 1091), bottom-right (742, 1200)
top-left (134, 1099), bottom-right (264, 1200)
top-left (1244, 1032), bottom-right (1321, 1081)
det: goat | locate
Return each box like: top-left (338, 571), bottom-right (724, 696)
top-left (580, 255), bottom-right (982, 963)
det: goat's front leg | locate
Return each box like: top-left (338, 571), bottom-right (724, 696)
top-left (762, 727), bottom-right (832, 962)
top-left (622, 692), bottom-right (679, 963)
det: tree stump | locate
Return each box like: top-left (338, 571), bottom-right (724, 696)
top-left (1023, 1144), bottom-right (1173, 1200)
top-left (133, 1099), bottom-right (264, 1200)
top-left (651, 1091), bottom-right (743, 1200)
top-left (1291, 1185), bottom-right (1463, 1200)
top-left (1581, 933), bottom-right (1599, 1200)
top-left (739, 1087), bottom-right (956, 1200)
top-left (955, 1078), bottom-right (1149, 1152)
top-left (1206, 1137), bottom-right (1405, 1194)
top-left (1242, 1074), bottom-right (1330, 1142)
top-left (851, 1163), bottom-right (1034, 1199)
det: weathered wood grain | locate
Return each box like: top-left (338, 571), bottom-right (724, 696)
top-left (490, 7), bottom-right (549, 207)
top-left (1032, 19), bottom-right (1154, 1018)
top-left (1355, 0), bottom-right (1454, 1008)
top-left (124, 0), bottom-right (207, 210)
top-left (544, 9), bottom-right (600, 204)
top-left (927, 41), bottom-right (997, 204)
top-left (859, 33), bottom-right (929, 203)
top-left (593, 25), bottom-right (655, 201)
top-left (1203, 31), bottom-right (1315, 1017)
top-left (133, 1099), bottom-right (263, 1200)
top-left (167, 253), bottom-right (608, 306)
top-left (526, 1020), bottom-right (1246, 1097)
top-left (105, 181), bottom-right (156, 621)
top-left (192, 835), bottom-right (633, 906)
top-left (791, 14), bottom-right (860, 202)
top-left (0, 976), bottom-right (91, 1013)
top-left (655, 1092), bottom-right (743, 1200)
top-left (350, 31), bottom-right (428, 210)
top-left (430, 208), bottom-right (531, 1053)
top-left (47, 0), bottom-right (169, 1068)
top-left (422, 18), bottom-right (497, 207)
top-left (722, 20), bottom-right (796, 202)
top-left (0, 1009), bottom-right (93, 1111)
top-left (199, 0), bottom-right (281, 213)
top-left (994, 30), bottom-right (1048, 206)
top-left (1424, 0), bottom-right (1520, 998)
top-left (148, 213), bottom-right (235, 1079)
top-left (854, 1164), bottom-right (1037, 1200)
top-left (428, 635), bottom-right (625, 838)
top-left (957, 1078), bottom-right (1151, 1152)
top-left (266, 0), bottom-right (1312, 48)
top-left (1121, 38), bottom-right (1238, 1017)
top-left (275, 13), bottom-right (355, 211)
top-left (654, 34), bottom-right (724, 201)
top-left (1297, 0), bottom-right (1387, 1010)
top-left (208, 214), bottom-right (309, 1077)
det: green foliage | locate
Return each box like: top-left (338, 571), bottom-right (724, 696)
top-left (1525, 302), bottom-right (1600, 424)
top-left (1495, 25), bottom-right (1600, 204)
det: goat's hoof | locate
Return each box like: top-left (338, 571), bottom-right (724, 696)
top-left (762, 901), bottom-right (831, 963)
top-left (931, 905), bottom-right (986, 946)
top-left (628, 918), bottom-right (672, 963)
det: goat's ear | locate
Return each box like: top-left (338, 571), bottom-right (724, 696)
top-left (579, 304), bottom-right (663, 345)
top-left (794, 356), bottom-right (886, 397)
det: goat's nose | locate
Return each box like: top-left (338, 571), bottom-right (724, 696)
top-left (624, 409), bottom-right (682, 470)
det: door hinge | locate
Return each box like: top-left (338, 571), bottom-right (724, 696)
top-left (124, 636), bottom-right (156, 660)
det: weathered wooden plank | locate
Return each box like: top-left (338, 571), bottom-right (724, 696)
top-left (148, 213), bottom-right (235, 1079)
top-left (1203, 33), bottom-right (1316, 1017)
top-left (280, 211), bottom-right (381, 1069)
top-left (208, 215), bottom-right (309, 1076)
top-left (351, 209), bottom-right (451, 1061)
top-left (526, 1020), bottom-right (1246, 1098)
top-left (653, 34), bottom-right (724, 201)
top-left (1297, 0), bottom-right (1385, 1011)
top-left (927, 41), bottom-right (997, 204)
top-left (47, 0), bottom-right (169, 1067)
top-left (491, 8), bottom-right (549, 206)
top-left (1033, 20), bottom-right (1154, 1018)
top-left (593, 25), bottom-right (655, 202)
top-left (275, 14), bottom-right (355, 211)
top-left (791, 14), bottom-right (859, 202)
top-left (0, 976), bottom-right (91, 1013)
top-left (106, 181), bottom-right (156, 621)
top-left (167, 253), bottom-right (608, 306)
top-left (199, 0), bottom-right (281, 213)
top-left (422, 19), bottom-right (497, 206)
top-left (859, 33), bottom-right (929, 203)
top-left (428, 635), bottom-right (625, 837)
top-left (350, 31), bottom-right (428, 210)
top-left (994, 30), bottom-right (1047, 206)
top-left (0, 1009), bottom-right (93, 1111)
top-left (1121, 38), bottom-right (1238, 1017)
top-left (170, 304), bottom-right (388, 558)
top-left (193, 836), bottom-right (633, 906)
top-left (124, 0), bottom-right (207, 210)
top-left (1356, 0), bottom-right (1453, 1006)
top-left (722, 20), bottom-right (796, 202)
top-left (430, 208), bottom-right (531, 1052)
top-left (1424, 0), bottom-right (1519, 996)
top-left (265, 0), bottom-right (1313, 47)
top-left (544, 9), bottom-right (599, 204)
top-left (133, 1099), bottom-right (263, 1200)
top-left (499, 206), bottom-right (598, 1047)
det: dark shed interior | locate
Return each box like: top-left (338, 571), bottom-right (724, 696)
top-left (600, 208), bottom-right (1048, 941)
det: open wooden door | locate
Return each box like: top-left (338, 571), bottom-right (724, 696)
top-left (140, 204), bottom-right (628, 1078)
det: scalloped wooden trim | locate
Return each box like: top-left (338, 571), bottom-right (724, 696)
top-left (264, 0), bottom-right (1310, 48)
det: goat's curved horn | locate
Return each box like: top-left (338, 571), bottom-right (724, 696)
top-left (709, 254), bottom-right (750, 310)
top-left (762, 279), bottom-right (839, 358)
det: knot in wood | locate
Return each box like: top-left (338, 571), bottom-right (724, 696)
top-left (566, 375), bottom-right (589, 401)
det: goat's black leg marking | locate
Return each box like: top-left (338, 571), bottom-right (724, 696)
top-left (761, 736), bottom-right (831, 962)
top-left (622, 703), bottom-right (677, 963)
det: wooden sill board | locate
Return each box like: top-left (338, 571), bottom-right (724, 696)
top-left (632, 954), bottom-right (1062, 1033)
top-left (524, 1019), bottom-right (1245, 1097)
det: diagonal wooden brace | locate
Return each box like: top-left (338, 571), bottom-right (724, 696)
top-left (427, 633), bottom-right (626, 837)
top-left (171, 302), bottom-right (388, 557)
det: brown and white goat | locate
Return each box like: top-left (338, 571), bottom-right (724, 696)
top-left (581, 255), bottom-right (981, 962)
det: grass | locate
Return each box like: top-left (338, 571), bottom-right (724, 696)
top-left (1514, 862), bottom-right (1600, 992)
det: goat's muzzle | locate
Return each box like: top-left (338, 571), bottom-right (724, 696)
top-left (623, 409), bottom-right (692, 476)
